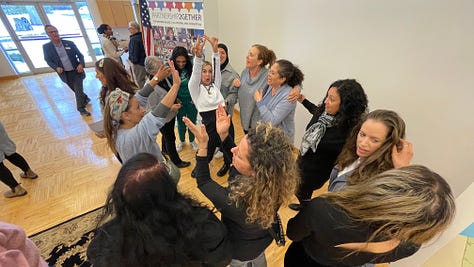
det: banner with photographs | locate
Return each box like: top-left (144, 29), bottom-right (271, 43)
top-left (147, 1), bottom-right (204, 59)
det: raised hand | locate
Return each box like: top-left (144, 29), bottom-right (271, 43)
top-left (192, 35), bottom-right (206, 58)
top-left (392, 139), bottom-right (414, 168)
top-left (253, 90), bottom-right (263, 103)
top-left (154, 64), bottom-right (171, 82)
top-left (168, 59), bottom-right (181, 87)
top-left (182, 116), bottom-right (209, 148)
top-left (215, 104), bottom-right (230, 141)
top-left (204, 35), bottom-right (219, 53)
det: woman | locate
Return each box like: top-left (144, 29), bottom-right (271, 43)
top-left (0, 122), bottom-right (38, 198)
top-left (169, 46), bottom-right (198, 152)
top-left (188, 35), bottom-right (232, 177)
top-left (183, 105), bottom-right (299, 267)
top-left (96, 57), bottom-right (139, 108)
top-left (87, 153), bottom-right (232, 267)
top-left (218, 43), bottom-right (240, 124)
top-left (102, 59), bottom-right (179, 165)
top-left (289, 79), bottom-right (368, 211)
top-left (254, 59), bottom-right (304, 143)
top-left (328, 109), bottom-right (412, 192)
top-left (216, 43), bottom-right (239, 160)
top-left (284, 165), bottom-right (455, 267)
top-left (96, 24), bottom-right (127, 64)
top-left (144, 56), bottom-right (191, 168)
top-left (235, 44), bottom-right (276, 134)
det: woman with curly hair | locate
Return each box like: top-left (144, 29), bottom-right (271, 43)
top-left (87, 153), bottom-right (232, 267)
top-left (183, 105), bottom-right (299, 267)
top-left (328, 109), bottom-right (413, 192)
top-left (289, 79), bottom-right (368, 211)
top-left (285, 165), bottom-right (455, 266)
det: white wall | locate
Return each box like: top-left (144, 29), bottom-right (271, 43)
top-left (209, 0), bottom-right (474, 197)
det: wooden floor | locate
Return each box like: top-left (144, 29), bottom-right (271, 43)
top-left (0, 71), bottom-right (384, 267)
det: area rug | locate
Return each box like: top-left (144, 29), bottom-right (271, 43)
top-left (29, 207), bottom-right (104, 267)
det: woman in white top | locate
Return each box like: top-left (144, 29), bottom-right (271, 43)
top-left (97, 24), bottom-right (127, 65)
top-left (188, 35), bottom-right (232, 177)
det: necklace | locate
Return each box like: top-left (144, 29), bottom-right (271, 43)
top-left (203, 84), bottom-right (213, 95)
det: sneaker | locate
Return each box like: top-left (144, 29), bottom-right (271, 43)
top-left (190, 141), bottom-right (199, 151)
top-left (78, 108), bottom-right (91, 116)
top-left (4, 185), bottom-right (27, 198)
top-left (214, 150), bottom-right (223, 159)
top-left (176, 142), bottom-right (184, 152)
top-left (20, 169), bottom-right (38, 179)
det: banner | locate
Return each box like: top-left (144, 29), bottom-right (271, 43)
top-left (147, 1), bottom-right (204, 59)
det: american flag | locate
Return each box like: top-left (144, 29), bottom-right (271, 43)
top-left (139, 0), bottom-right (154, 56)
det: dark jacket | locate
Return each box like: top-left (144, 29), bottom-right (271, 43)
top-left (128, 32), bottom-right (146, 66)
top-left (195, 137), bottom-right (273, 261)
top-left (43, 39), bottom-right (86, 82)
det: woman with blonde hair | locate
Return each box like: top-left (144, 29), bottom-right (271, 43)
top-left (285, 165), bottom-right (456, 266)
top-left (183, 105), bottom-right (299, 267)
top-left (328, 109), bottom-right (412, 192)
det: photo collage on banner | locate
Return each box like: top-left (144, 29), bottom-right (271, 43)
top-left (146, 1), bottom-right (204, 60)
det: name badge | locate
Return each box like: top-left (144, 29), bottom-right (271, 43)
top-left (65, 47), bottom-right (71, 50)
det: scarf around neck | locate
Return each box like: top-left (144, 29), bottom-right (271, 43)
top-left (300, 112), bottom-right (335, 155)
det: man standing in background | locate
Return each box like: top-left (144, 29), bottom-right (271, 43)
top-left (43, 24), bottom-right (91, 116)
top-left (128, 21), bottom-right (147, 88)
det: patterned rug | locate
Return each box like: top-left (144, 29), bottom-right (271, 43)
top-left (29, 207), bottom-right (104, 267)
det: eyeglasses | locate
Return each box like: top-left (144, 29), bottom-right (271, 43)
top-left (47, 30), bottom-right (58, 34)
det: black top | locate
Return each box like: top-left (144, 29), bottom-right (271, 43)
top-left (128, 31), bottom-right (146, 66)
top-left (298, 98), bottom-right (350, 180)
top-left (87, 209), bottom-right (231, 267)
top-left (287, 197), bottom-right (420, 266)
top-left (195, 136), bottom-right (273, 261)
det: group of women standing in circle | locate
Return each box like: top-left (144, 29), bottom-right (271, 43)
top-left (86, 34), bottom-right (456, 267)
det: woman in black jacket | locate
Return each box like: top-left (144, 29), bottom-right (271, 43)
top-left (87, 153), bottom-right (231, 267)
top-left (289, 79), bottom-right (368, 210)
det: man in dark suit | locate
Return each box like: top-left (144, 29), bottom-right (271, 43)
top-left (43, 25), bottom-right (91, 116)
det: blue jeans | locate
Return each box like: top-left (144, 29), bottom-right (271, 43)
top-left (230, 251), bottom-right (266, 267)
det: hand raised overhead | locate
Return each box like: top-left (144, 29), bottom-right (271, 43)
top-left (216, 104), bottom-right (230, 141)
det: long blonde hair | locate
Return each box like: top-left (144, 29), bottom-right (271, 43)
top-left (228, 122), bottom-right (299, 229)
top-left (323, 165), bottom-right (455, 244)
top-left (337, 110), bottom-right (406, 185)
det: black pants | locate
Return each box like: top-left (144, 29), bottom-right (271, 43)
top-left (0, 153), bottom-right (30, 189)
top-left (295, 156), bottom-right (329, 202)
top-left (284, 241), bottom-right (328, 267)
top-left (160, 118), bottom-right (184, 164)
top-left (200, 110), bottom-right (231, 165)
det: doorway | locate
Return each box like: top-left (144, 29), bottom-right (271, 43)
top-left (0, 1), bottom-right (101, 75)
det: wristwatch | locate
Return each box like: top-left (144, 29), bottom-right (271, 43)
top-left (153, 77), bottom-right (159, 81)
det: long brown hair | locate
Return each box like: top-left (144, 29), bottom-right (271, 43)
top-left (323, 165), bottom-right (455, 245)
top-left (228, 122), bottom-right (299, 228)
top-left (95, 58), bottom-right (138, 106)
top-left (337, 110), bottom-right (406, 185)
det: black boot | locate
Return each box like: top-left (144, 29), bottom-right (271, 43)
top-left (216, 163), bottom-right (230, 177)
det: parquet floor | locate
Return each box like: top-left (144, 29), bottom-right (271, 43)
top-left (0, 70), bottom-right (384, 267)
